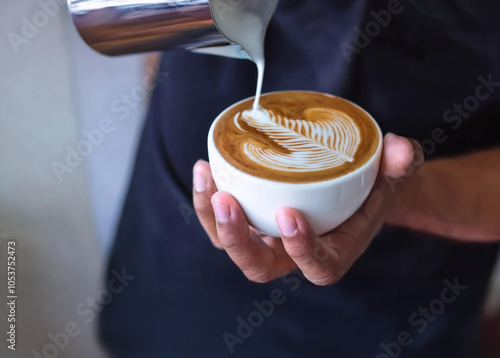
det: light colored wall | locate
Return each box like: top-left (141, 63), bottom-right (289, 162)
top-left (69, 26), bottom-right (151, 256)
top-left (0, 2), bottom-right (147, 357)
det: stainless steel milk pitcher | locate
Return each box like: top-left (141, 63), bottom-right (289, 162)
top-left (68, 0), bottom-right (279, 58)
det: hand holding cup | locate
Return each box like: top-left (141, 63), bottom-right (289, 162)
top-left (193, 91), bottom-right (423, 285)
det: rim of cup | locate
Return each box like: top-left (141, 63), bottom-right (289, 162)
top-left (208, 90), bottom-right (383, 188)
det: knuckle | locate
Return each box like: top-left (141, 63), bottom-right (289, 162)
top-left (220, 239), bottom-right (239, 251)
top-left (357, 207), bottom-right (373, 226)
top-left (245, 270), bottom-right (275, 284)
top-left (288, 249), bottom-right (313, 262)
top-left (312, 244), bottom-right (338, 263)
top-left (310, 272), bottom-right (342, 286)
top-left (193, 195), bottom-right (208, 211)
top-left (218, 231), bottom-right (241, 251)
top-left (285, 240), bottom-right (316, 262)
top-left (343, 211), bottom-right (370, 238)
top-left (218, 222), bottom-right (252, 250)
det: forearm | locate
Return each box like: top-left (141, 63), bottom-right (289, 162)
top-left (386, 146), bottom-right (500, 242)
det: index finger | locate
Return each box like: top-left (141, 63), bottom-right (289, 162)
top-left (212, 191), bottom-right (296, 283)
top-left (192, 160), bottom-right (222, 248)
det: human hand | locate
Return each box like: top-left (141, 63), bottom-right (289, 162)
top-left (193, 133), bottom-right (423, 285)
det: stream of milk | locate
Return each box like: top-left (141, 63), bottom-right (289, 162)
top-left (209, 0), bottom-right (278, 111)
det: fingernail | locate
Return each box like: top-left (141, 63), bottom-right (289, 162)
top-left (386, 132), bottom-right (400, 140)
top-left (276, 216), bottom-right (298, 237)
top-left (213, 202), bottom-right (231, 224)
top-left (193, 167), bottom-right (206, 193)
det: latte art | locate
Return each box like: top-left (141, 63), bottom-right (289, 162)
top-left (237, 108), bottom-right (361, 172)
top-left (213, 91), bottom-right (380, 183)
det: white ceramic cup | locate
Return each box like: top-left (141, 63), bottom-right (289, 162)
top-left (207, 91), bottom-right (383, 237)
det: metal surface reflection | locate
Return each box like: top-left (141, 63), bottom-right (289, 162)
top-left (68, 0), bottom-right (230, 56)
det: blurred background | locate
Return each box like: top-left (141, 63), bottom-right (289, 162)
top-left (0, 2), bottom-right (499, 358)
top-left (1, 2), bottom-right (151, 357)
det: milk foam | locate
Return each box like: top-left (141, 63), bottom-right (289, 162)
top-left (235, 108), bottom-right (361, 172)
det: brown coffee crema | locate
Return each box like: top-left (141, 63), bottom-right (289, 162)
top-left (214, 91), bottom-right (379, 183)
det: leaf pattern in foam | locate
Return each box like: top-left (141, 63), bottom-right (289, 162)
top-left (238, 108), bottom-right (361, 172)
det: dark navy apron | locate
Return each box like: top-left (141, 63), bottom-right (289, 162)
top-left (100, 1), bottom-right (500, 357)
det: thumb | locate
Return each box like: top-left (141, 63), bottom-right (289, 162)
top-left (381, 133), bottom-right (424, 180)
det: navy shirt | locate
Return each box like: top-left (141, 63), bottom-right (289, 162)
top-left (100, 1), bottom-right (500, 357)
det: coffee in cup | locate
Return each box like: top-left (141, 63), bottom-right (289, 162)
top-left (208, 90), bottom-right (382, 237)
